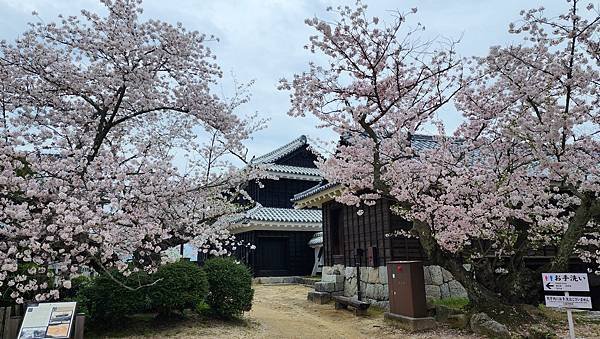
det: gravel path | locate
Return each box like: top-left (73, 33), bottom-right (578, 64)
top-left (115, 284), bottom-right (479, 338)
top-left (240, 284), bottom-right (479, 339)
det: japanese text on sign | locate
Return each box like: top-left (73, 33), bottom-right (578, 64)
top-left (545, 295), bottom-right (592, 309)
top-left (542, 273), bottom-right (589, 292)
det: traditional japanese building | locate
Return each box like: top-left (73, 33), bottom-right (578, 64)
top-left (293, 134), bottom-right (600, 309)
top-left (230, 135), bottom-right (323, 277)
top-left (292, 135), bottom-right (469, 308)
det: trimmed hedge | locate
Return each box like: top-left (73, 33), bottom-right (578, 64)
top-left (203, 257), bottom-right (254, 319)
top-left (77, 260), bottom-right (209, 322)
top-left (76, 271), bottom-right (151, 322)
top-left (149, 260), bottom-right (208, 314)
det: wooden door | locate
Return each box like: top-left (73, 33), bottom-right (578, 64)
top-left (256, 236), bottom-right (289, 276)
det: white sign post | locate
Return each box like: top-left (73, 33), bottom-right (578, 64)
top-left (542, 273), bottom-right (591, 339)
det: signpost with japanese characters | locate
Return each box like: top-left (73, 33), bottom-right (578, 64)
top-left (542, 273), bottom-right (590, 292)
top-left (545, 295), bottom-right (592, 309)
top-left (542, 273), bottom-right (592, 339)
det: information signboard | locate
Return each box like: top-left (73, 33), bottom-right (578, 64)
top-left (545, 295), bottom-right (592, 309)
top-left (542, 272), bottom-right (592, 339)
top-left (17, 302), bottom-right (76, 339)
top-left (542, 273), bottom-right (589, 292)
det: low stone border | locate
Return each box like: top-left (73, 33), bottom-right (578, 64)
top-left (253, 276), bottom-right (320, 286)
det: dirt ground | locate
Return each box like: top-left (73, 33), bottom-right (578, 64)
top-left (112, 284), bottom-right (479, 339)
top-left (232, 284), bottom-right (478, 339)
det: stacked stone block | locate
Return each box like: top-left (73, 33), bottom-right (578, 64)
top-left (314, 264), bottom-right (468, 309)
top-left (423, 266), bottom-right (468, 302)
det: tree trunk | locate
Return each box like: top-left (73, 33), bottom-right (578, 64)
top-left (412, 220), bottom-right (503, 306)
top-left (550, 196), bottom-right (594, 272)
top-left (495, 219), bottom-right (540, 304)
top-left (495, 264), bottom-right (540, 304)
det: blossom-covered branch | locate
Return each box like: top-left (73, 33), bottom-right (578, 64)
top-left (0, 0), bottom-right (264, 303)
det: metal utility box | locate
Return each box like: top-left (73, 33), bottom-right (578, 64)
top-left (387, 261), bottom-right (427, 318)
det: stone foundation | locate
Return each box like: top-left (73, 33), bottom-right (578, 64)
top-left (318, 264), bottom-right (468, 309)
top-left (423, 265), bottom-right (469, 300)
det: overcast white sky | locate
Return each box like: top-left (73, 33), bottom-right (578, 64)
top-left (0, 0), bottom-right (567, 158)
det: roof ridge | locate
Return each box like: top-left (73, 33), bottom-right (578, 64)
top-left (292, 181), bottom-right (338, 202)
top-left (251, 135), bottom-right (308, 164)
top-left (265, 164), bottom-right (322, 177)
top-left (239, 205), bottom-right (322, 223)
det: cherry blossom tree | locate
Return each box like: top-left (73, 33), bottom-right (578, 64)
top-left (283, 0), bottom-right (599, 305)
top-left (0, 0), bottom-right (262, 303)
top-left (453, 0), bottom-right (599, 302)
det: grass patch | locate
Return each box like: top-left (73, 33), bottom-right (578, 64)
top-left (537, 304), bottom-right (600, 325)
top-left (431, 297), bottom-right (470, 310)
top-left (367, 305), bottom-right (386, 317)
top-left (469, 302), bottom-right (535, 328)
top-left (536, 304), bottom-right (566, 323)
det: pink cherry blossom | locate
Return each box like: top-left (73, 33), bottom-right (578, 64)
top-left (0, 0), bottom-right (264, 303)
top-left (283, 0), bottom-right (599, 304)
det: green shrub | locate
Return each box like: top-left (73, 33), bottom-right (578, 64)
top-left (203, 257), bottom-right (254, 319)
top-left (149, 260), bottom-right (208, 314)
top-left (195, 301), bottom-right (211, 315)
top-left (76, 271), bottom-right (151, 322)
top-left (76, 261), bottom-right (209, 321)
top-left (61, 275), bottom-right (91, 300)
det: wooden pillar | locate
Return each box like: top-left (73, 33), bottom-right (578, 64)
top-left (6, 316), bottom-right (22, 339)
top-left (0, 307), bottom-right (6, 339)
top-left (72, 313), bottom-right (85, 339)
top-left (2, 306), bottom-right (12, 339)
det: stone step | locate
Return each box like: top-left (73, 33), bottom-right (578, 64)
top-left (307, 291), bottom-right (331, 304)
top-left (314, 281), bottom-right (337, 292)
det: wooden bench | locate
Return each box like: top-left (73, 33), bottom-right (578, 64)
top-left (333, 296), bottom-right (370, 316)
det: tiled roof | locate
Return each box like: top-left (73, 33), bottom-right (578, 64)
top-left (251, 135), bottom-right (308, 164)
top-left (308, 231), bottom-right (323, 247)
top-left (239, 204), bottom-right (322, 224)
top-left (410, 134), bottom-right (445, 152)
top-left (292, 181), bottom-right (338, 202)
top-left (265, 164), bottom-right (322, 178)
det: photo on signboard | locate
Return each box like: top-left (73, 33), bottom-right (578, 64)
top-left (45, 306), bottom-right (74, 338)
top-left (48, 306), bottom-right (73, 324)
top-left (46, 323), bottom-right (71, 338)
top-left (18, 327), bottom-right (47, 339)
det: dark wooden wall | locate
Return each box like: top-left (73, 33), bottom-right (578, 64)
top-left (230, 144), bottom-right (320, 276)
top-left (246, 179), bottom-right (318, 208)
top-left (322, 199), bottom-right (425, 267)
top-left (244, 145), bottom-right (319, 208)
top-left (320, 199), bottom-right (600, 310)
top-left (234, 230), bottom-right (315, 277)
top-left (275, 146), bottom-right (319, 167)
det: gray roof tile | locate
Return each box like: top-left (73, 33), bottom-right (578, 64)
top-left (241, 204), bottom-right (322, 224)
top-left (292, 181), bottom-right (338, 202)
top-left (308, 231), bottom-right (323, 246)
top-left (251, 135), bottom-right (308, 164)
top-left (265, 164), bottom-right (322, 178)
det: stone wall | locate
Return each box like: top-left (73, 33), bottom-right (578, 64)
top-left (423, 265), bottom-right (468, 301)
top-left (319, 264), bottom-right (468, 309)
